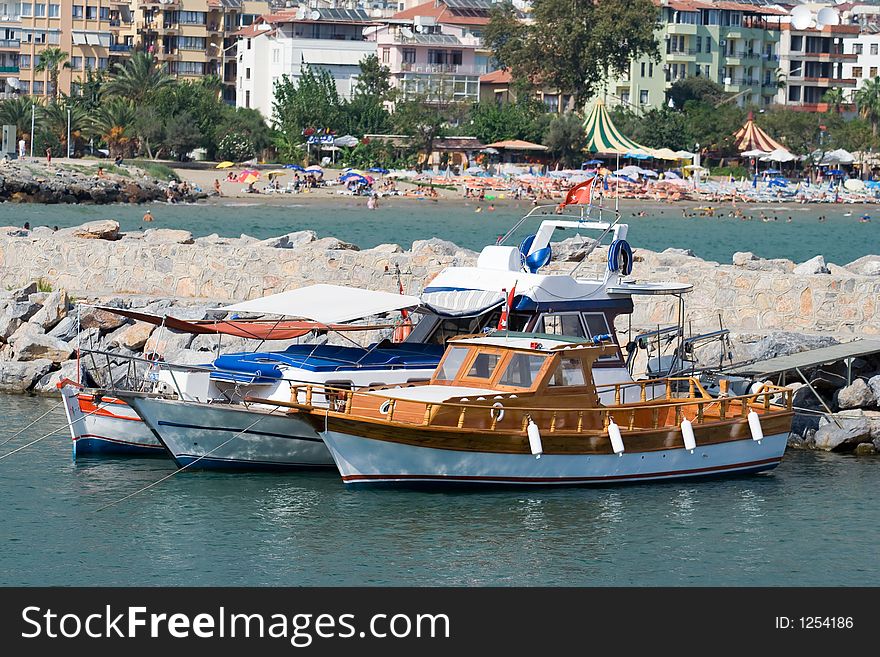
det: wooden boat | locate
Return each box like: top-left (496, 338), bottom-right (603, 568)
top-left (266, 333), bottom-right (794, 486)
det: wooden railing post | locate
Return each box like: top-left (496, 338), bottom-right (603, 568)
top-left (666, 380), bottom-right (672, 400)
top-left (640, 382), bottom-right (647, 403)
top-left (614, 385), bottom-right (621, 405)
top-left (577, 411), bottom-right (584, 433)
top-left (457, 407), bottom-right (467, 428)
top-left (424, 403), bottom-right (433, 426)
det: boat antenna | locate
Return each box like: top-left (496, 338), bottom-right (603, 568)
top-left (615, 151), bottom-right (620, 214)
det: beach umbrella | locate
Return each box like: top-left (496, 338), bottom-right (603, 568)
top-left (305, 165), bottom-right (323, 174)
top-left (215, 161), bottom-right (235, 169)
top-left (237, 171), bottom-right (260, 184)
top-left (266, 170), bottom-right (288, 178)
top-left (582, 159), bottom-right (603, 166)
top-left (367, 167), bottom-right (389, 174)
top-left (284, 164), bottom-right (306, 171)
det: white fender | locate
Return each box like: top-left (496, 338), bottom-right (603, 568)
top-left (527, 418), bottom-right (543, 458)
top-left (748, 410), bottom-right (763, 442)
top-left (681, 418), bottom-right (696, 452)
top-left (608, 419), bottom-right (624, 455)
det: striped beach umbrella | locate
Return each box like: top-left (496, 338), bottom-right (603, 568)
top-left (733, 111), bottom-right (787, 153)
top-left (582, 100), bottom-right (653, 155)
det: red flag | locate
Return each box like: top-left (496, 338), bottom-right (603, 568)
top-left (497, 285), bottom-right (516, 330)
top-left (559, 178), bottom-right (596, 208)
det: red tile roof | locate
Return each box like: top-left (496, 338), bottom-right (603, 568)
top-left (480, 69), bottom-right (512, 84)
top-left (393, 1), bottom-right (491, 26)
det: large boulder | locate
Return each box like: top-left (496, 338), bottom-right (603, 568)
top-left (792, 255), bottom-right (830, 276)
top-left (0, 359), bottom-right (54, 392)
top-left (10, 323), bottom-right (74, 363)
top-left (143, 329), bottom-right (194, 360)
top-left (411, 238), bottom-right (459, 256)
top-left (813, 415), bottom-right (873, 451)
top-left (836, 378), bottom-right (875, 410)
top-left (142, 228), bottom-right (195, 245)
top-left (106, 321), bottom-right (154, 351)
top-left (845, 254), bottom-right (880, 276)
top-left (47, 316), bottom-right (78, 342)
top-left (258, 230), bottom-right (317, 249)
top-left (11, 282), bottom-right (38, 302)
top-left (77, 306), bottom-right (127, 333)
top-left (868, 375), bottom-right (880, 404)
top-left (310, 236), bottom-right (359, 251)
top-left (32, 360), bottom-right (85, 394)
top-left (0, 313), bottom-right (22, 341)
top-left (61, 219), bottom-right (120, 240)
top-left (739, 332), bottom-right (839, 363)
top-left (29, 289), bottom-right (69, 330)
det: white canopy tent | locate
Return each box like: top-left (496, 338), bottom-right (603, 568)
top-left (742, 148), bottom-right (770, 158)
top-left (819, 148), bottom-right (855, 165)
top-left (220, 284), bottom-right (422, 324)
top-left (760, 148), bottom-right (797, 163)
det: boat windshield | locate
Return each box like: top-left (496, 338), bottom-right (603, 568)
top-left (466, 351), bottom-right (501, 379)
top-left (549, 357), bottom-right (587, 386)
top-left (498, 353), bottom-right (547, 387)
top-left (437, 347), bottom-right (469, 380)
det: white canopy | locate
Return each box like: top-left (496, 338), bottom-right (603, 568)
top-left (819, 148), bottom-right (855, 165)
top-left (220, 284), bottom-right (422, 324)
top-left (742, 148), bottom-right (770, 157)
top-left (673, 150), bottom-right (695, 159)
top-left (760, 147), bottom-right (797, 163)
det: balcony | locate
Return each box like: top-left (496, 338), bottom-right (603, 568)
top-left (667, 49), bottom-right (693, 60)
top-left (0, 39), bottom-right (19, 49)
top-left (800, 51), bottom-right (857, 61)
top-left (0, 65), bottom-right (19, 73)
top-left (667, 23), bottom-right (697, 35)
top-left (109, 44), bottom-right (132, 52)
top-left (399, 62), bottom-right (488, 76)
top-left (802, 76), bottom-right (856, 86)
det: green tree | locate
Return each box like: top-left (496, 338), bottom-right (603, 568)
top-left (756, 109), bottom-right (834, 169)
top-left (104, 52), bottom-right (173, 104)
top-left (630, 107), bottom-right (691, 151)
top-left (354, 54), bottom-right (394, 101)
top-left (68, 68), bottom-right (108, 112)
top-left (667, 76), bottom-right (729, 110)
top-left (41, 101), bottom-right (88, 155)
top-left (485, 0), bottom-right (659, 105)
top-left (220, 106), bottom-right (274, 156)
top-left (163, 110), bottom-right (202, 160)
top-left (467, 98), bottom-right (549, 144)
top-left (34, 47), bottom-right (71, 101)
top-left (132, 105), bottom-right (167, 159)
top-left (272, 66), bottom-right (343, 138)
top-left (822, 87), bottom-right (846, 115)
top-left (392, 98), bottom-right (447, 170)
top-left (682, 101), bottom-right (745, 156)
top-left (90, 97), bottom-right (138, 158)
top-left (151, 79), bottom-right (226, 157)
top-left (543, 112), bottom-right (587, 167)
top-left (855, 77), bottom-right (880, 137)
top-left (0, 95), bottom-right (40, 141)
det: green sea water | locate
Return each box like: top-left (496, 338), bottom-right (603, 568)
top-left (2, 198), bottom-right (878, 265)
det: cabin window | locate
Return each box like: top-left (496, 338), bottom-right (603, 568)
top-left (437, 347), bottom-right (469, 380)
top-left (467, 352), bottom-right (501, 379)
top-left (540, 313), bottom-right (585, 338)
top-left (582, 313), bottom-right (611, 339)
top-left (325, 380), bottom-right (352, 390)
top-left (498, 353), bottom-right (547, 387)
top-left (550, 358), bottom-right (587, 386)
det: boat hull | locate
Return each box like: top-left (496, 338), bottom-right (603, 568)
top-left (321, 429), bottom-right (788, 486)
top-left (59, 385), bottom-right (165, 458)
top-left (124, 395), bottom-right (333, 470)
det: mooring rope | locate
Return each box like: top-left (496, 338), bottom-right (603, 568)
top-left (95, 404), bottom-right (286, 513)
top-left (0, 400), bottom-right (65, 447)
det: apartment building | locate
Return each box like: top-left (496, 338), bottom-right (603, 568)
top-left (235, 7), bottom-right (378, 117)
top-left (842, 23), bottom-right (880, 98)
top-left (609, 0), bottom-right (784, 112)
top-left (370, 0), bottom-right (495, 104)
top-left (776, 12), bottom-right (859, 110)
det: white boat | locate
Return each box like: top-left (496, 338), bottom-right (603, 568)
top-left (282, 333), bottom-right (794, 487)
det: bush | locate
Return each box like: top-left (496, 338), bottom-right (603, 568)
top-left (711, 165), bottom-right (749, 179)
top-left (217, 132), bottom-right (256, 162)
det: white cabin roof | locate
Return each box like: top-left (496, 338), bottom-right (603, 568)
top-left (367, 385), bottom-right (504, 403)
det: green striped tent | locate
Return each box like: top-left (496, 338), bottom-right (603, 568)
top-left (582, 100), bottom-right (653, 156)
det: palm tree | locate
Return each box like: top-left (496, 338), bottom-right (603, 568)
top-left (90, 97), bottom-right (138, 158)
top-left (34, 47), bottom-right (71, 101)
top-left (42, 101), bottom-right (88, 155)
top-left (822, 87), bottom-right (846, 114)
top-left (855, 77), bottom-right (880, 137)
top-left (0, 95), bottom-right (41, 140)
top-left (104, 52), bottom-right (173, 104)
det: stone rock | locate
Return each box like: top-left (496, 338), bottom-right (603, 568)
top-left (258, 230), bottom-right (317, 249)
top-left (11, 282), bottom-right (38, 302)
top-left (0, 313), bottom-right (22, 341)
top-left (854, 442), bottom-right (877, 455)
top-left (867, 375), bottom-right (880, 404)
top-left (792, 255), bottom-right (830, 276)
top-left (740, 332), bottom-right (839, 363)
top-left (61, 219), bottom-right (120, 240)
top-left (5, 299), bottom-right (41, 322)
top-left (143, 329), bottom-right (194, 359)
top-left (142, 228), bottom-right (195, 245)
top-left (310, 236), bottom-right (359, 251)
top-left (845, 254), bottom-right (880, 276)
top-left (107, 321), bottom-right (154, 351)
top-left (813, 416), bottom-right (872, 451)
top-left (411, 238), bottom-right (459, 256)
top-left (32, 360), bottom-right (85, 394)
top-left (78, 307), bottom-right (127, 332)
top-left (29, 289), bottom-right (68, 330)
top-left (367, 243), bottom-right (405, 254)
top-left (662, 247), bottom-right (695, 257)
top-left (10, 323), bottom-right (74, 362)
top-left (47, 316), bottom-right (78, 342)
top-left (0, 359), bottom-right (54, 392)
top-left (160, 347), bottom-right (213, 366)
top-left (732, 251), bottom-right (758, 267)
top-left (28, 292), bottom-right (50, 306)
top-left (836, 378), bottom-right (875, 410)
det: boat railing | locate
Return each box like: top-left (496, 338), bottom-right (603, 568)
top-left (262, 379), bottom-right (793, 436)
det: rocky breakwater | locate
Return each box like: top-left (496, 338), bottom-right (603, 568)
top-left (0, 159), bottom-right (207, 204)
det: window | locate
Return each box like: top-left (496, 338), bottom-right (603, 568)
top-left (872, 44), bottom-right (878, 56)
top-left (640, 89), bottom-right (649, 105)
top-left (788, 85), bottom-right (801, 102)
top-left (706, 37), bottom-right (711, 54)
top-left (19, 54), bottom-right (30, 68)
top-left (695, 36), bottom-right (702, 53)
top-left (381, 47), bottom-right (389, 64)
top-left (549, 358), bottom-right (586, 387)
top-left (179, 36), bottom-right (205, 50)
top-left (20, 3), bottom-right (31, 16)
top-left (98, 57), bottom-right (107, 69)
top-left (543, 94), bottom-right (559, 111)
top-left (71, 56), bottom-right (82, 69)
top-left (272, 48), bottom-right (279, 63)
top-left (854, 43), bottom-right (863, 55)
top-left (85, 5), bottom-right (95, 19)
top-left (32, 80), bottom-right (44, 95)
top-left (245, 89), bottom-right (250, 108)
top-left (72, 4), bottom-right (82, 18)
top-left (85, 56), bottom-right (95, 69)
top-left (176, 10), bottom-right (206, 25)
top-left (791, 35), bottom-right (802, 52)
top-left (438, 347), bottom-right (469, 381)
top-left (582, 313), bottom-right (611, 340)
top-left (640, 62), bottom-right (645, 77)
top-left (648, 62), bottom-right (653, 77)
top-left (872, 66), bottom-right (878, 79)
top-left (99, 6), bottom-right (108, 20)
top-left (34, 3), bottom-right (44, 16)
top-left (402, 48), bottom-right (415, 64)
top-left (48, 3), bottom-right (59, 17)
top-left (541, 314), bottom-right (585, 338)
top-left (245, 67), bottom-right (250, 79)
top-left (19, 80), bottom-right (29, 93)
top-left (853, 66), bottom-right (863, 78)
top-left (498, 353), bottom-right (547, 388)
top-left (466, 352), bottom-right (500, 379)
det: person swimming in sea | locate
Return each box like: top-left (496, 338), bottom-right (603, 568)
top-left (860, 213), bottom-right (871, 223)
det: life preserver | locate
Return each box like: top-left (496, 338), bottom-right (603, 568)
top-left (392, 318), bottom-right (413, 343)
top-left (607, 239), bottom-right (633, 276)
top-left (489, 402), bottom-right (505, 422)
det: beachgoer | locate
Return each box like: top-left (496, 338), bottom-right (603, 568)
top-left (18, 138), bottom-right (25, 160)
top-left (367, 193), bottom-right (377, 210)
top-left (23, 221), bottom-right (30, 230)
top-left (52, 225), bottom-right (58, 231)
top-left (143, 210), bottom-right (154, 222)
top-left (214, 179), bottom-right (222, 196)
top-left (45, 147), bottom-right (51, 164)
top-left (96, 166), bottom-right (105, 178)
